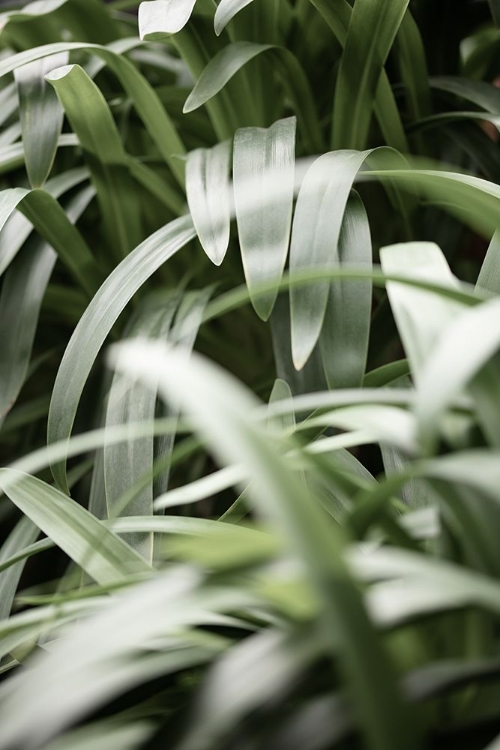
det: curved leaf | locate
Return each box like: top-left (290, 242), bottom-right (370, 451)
top-left (214, 0), bottom-right (254, 35)
top-left (290, 150), bottom-right (370, 370)
top-left (14, 52), bottom-right (68, 188)
top-left (46, 63), bottom-right (141, 259)
top-left (138, 0), bottom-right (198, 36)
top-left (0, 470), bottom-right (150, 586)
top-left (186, 139), bottom-right (232, 266)
top-left (0, 185), bottom-right (95, 425)
top-left (416, 296), bottom-right (500, 451)
top-left (234, 116), bottom-right (296, 320)
top-left (319, 191), bottom-right (372, 388)
top-left (0, 42), bottom-right (186, 187)
top-left (183, 42), bottom-right (322, 152)
top-left (47, 215), bottom-right (196, 494)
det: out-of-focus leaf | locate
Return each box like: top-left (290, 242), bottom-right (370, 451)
top-left (111, 341), bottom-right (419, 750)
top-left (416, 296), bottom-right (500, 451)
top-left (320, 191), bottom-right (372, 388)
top-left (233, 117), bottom-right (295, 320)
top-left (48, 215), bottom-right (196, 494)
top-left (0, 470), bottom-right (150, 585)
top-left (104, 293), bottom-right (180, 562)
top-left (14, 52), bottom-right (68, 188)
top-left (332, 0), bottom-right (410, 150)
top-left (477, 230), bottom-right (500, 294)
top-left (186, 139), bottom-right (232, 266)
top-left (380, 242), bottom-right (465, 382)
top-left (488, 0), bottom-right (500, 26)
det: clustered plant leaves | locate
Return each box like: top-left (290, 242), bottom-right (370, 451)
top-left (2, 0), bottom-right (500, 748)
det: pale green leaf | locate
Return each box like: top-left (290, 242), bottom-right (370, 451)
top-left (15, 52), bottom-right (68, 188)
top-left (234, 116), bottom-right (296, 320)
top-left (186, 140), bottom-right (232, 266)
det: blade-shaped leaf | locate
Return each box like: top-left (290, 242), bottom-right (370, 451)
top-left (104, 293), bottom-right (180, 562)
top-left (319, 191), bottom-right (372, 388)
top-left (234, 116), bottom-right (295, 320)
top-left (186, 140), bottom-right (232, 266)
top-left (380, 242), bottom-right (465, 382)
top-left (183, 42), bottom-right (322, 153)
top-left (416, 296), bottom-right (500, 451)
top-left (14, 52), bottom-right (68, 188)
top-left (111, 341), bottom-right (419, 750)
top-left (138, 0), bottom-right (198, 36)
top-left (0, 470), bottom-right (150, 585)
top-left (214, 0), bottom-right (254, 35)
top-left (0, 185), bottom-right (95, 425)
top-left (48, 215), bottom-right (196, 494)
top-left (290, 150), bottom-right (370, 370)
top-left (332, 0), bottom-right (410, 150)
top-left (46, 63), bottom-right (141, 259)
top-left (0, 42), bottom-right (186, 187)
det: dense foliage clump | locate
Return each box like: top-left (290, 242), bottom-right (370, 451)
top-left (2, 1), bottom-right (500, 748)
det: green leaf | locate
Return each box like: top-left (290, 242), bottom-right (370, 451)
top-left (233, 116), bottom-right (296, 320)
top-left (47, 215), bottom-right (196, 494)
top-left (183, 42), bottom-right (322, 153)
top-left (214, 0), bottom-right (255, 35)
top-left (488, 0), bottom-right (500, 26)
top-left (104, 293), bottom-right (180, 562)
top-left (319, 191), bottom-right (372, 388)
top-left (14, 52), bottom-right (68, 188)
top-left (0, 166), bottom-right (87, 277)
top-left (0, 470), bottom-right (150, 585)
top-left (0, 42), bottom-right (186, 188)
top-left (0, 185), bottom-right (94, 425)
top-left (309, 0), bottom-right (409, 153)
top-left (380, 242), bottom-right (465, 382)
top-left (0, 517), bottom-right (39, 621)
top-left (0, 184), bottom-right (101, 297)
top-left (477, 230), bottom-right (500, 294)
top-left (290, 150), bottom-right (370, 370)
top-left (332, 0), bottom-right (410, 150)
top-left (430, 76), bottom-right (500, 114)
top-left (111, 341), bottom-right (420, 750)
top-left (46, 63), bottom-right (142, 259)
top-left (186, 139), bottom-right (232, 266)
top-left (416, 296), bottom-right (500, 452)
top-left (138, 0), bottom-right (198, 36)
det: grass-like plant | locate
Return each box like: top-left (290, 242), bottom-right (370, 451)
top-left (2, 1), bottom-right (500, 748)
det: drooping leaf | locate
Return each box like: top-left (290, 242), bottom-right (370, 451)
top-left (46, 63), bottom-right (141, 259)
top-left (0, 42), bottom-right (186, 187)
top-left (47, 215), bottom-right (196, 494)
top-left (380, 242), bottom-right (465, 382)
top-left (138, 0), bottom-right (198, 36)
top-left (319, 191), bottom-right (372, 388)
top-left (183, 42), bottom-right (322, 152)
top-left (0, 185), bottom-right (94, 424)
top-left (0, 470), bottom-right (150, 585)
top-left (186, 139), bottom-right (232, 266)
top-left (290, 150), bottom-right (370, 370)
top-left (233, 116), bottom-right (296, 320)
top-left (14, 52), bottom-right (68, 188)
